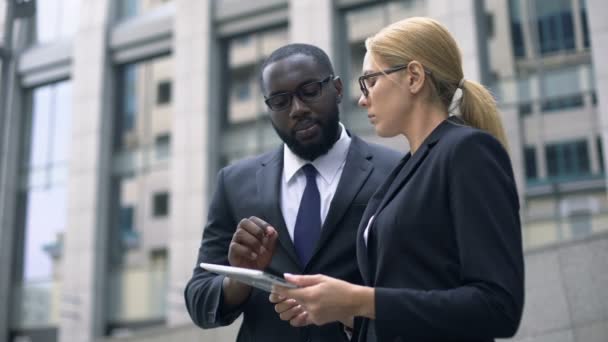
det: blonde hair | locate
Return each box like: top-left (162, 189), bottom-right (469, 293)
top-left (365, 17), bottom-right (509, 150)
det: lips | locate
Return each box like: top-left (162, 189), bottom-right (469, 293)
top-left (294, 119), bottom-right (318, 132)
top-left (293, 119), bottom-right (320, 140)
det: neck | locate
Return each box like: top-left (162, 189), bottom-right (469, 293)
top-left (401, 102), bottom-right (447, 155)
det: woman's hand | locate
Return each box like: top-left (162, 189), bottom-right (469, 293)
top-left (272, 274), bottom-right (375, 326)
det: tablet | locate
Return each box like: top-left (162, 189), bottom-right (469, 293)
top-left (200, 262), bottom-right (297, 292)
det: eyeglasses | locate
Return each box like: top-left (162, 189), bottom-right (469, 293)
top-left (358, 64), bottom-right (432, 97)
top-left (264, 75), bottom-right (334, 111)
top-left (358, 65), bottom-right (408, 98)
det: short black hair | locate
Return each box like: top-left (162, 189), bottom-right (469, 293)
top-left (259, 43), bottom-right (335, 92)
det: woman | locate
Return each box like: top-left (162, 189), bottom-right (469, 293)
top-left (272, 17), bottom-right (524, 342)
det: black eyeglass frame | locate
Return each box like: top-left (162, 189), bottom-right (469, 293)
top-left (264, 75), bottom-right (334, 111)
top-left (358, 64), bottom-right (432, 97)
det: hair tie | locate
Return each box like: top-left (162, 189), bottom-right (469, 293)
top-left (457, 78), bottom-right (466, 89)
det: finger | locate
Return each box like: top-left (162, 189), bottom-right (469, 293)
top-left (265, 225), bottom-right (279, 249)
top-left (229, 242), bottom-right (258, 261)
top-left (269, 292), bottom-right (285, 304)
top-left (284, 273), bottom-right (325, 287)
top-left (238, 218), bottom-right (267, 242)
top-left (280, 303), bottom-right (305, 321)
top-left (274, 298), bottom-right (298, 314)
top-left (289, 311), bottom-right (310, 327)
top-left (233, 229), bottom-right (265, 255)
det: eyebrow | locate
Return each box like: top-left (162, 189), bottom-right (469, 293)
top-left (267, 77), bottom-right (323, 97)
top-left (362, 70), bottom-right (379, 76)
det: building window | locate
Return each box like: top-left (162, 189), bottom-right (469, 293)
top-left (155, 134), bottom-right (171, 160)
top-left (535, 0), bottom-right (575, 55)
top-left (519, 103), bottom-right (533, 116)
top-left (153, 192), bottom-right (169, 217)
top-left (109, 56), bottom-right (173, 332)
top-left (486, 12), bottom-right (495, 39)
top-left (508, 0), bottom-right (525, 57)
top-left (598, 137), bottom-right (604, 172)
top-left (541, 94), bottom-right (584, 112)
top-left (13, 80), bottom-right (73, 335)
top-left (156, 81), bottom-right (172, 105)
top-left (120, 206), bottom-right (135, 232)
top-left (545, 140), bottom-right (590, 180)
top-left (569, 212), bottom-right (592, 238)
top-left (524, 146), bottom-right (538, 180)
top-left (541, 67), bottom-right (583, 112)
top-left (235, 82), bottom-right (251, 101)
top-left (580, 0), bottom-right (590, 48)
top-left (35, 0), bottom-right (81, 43)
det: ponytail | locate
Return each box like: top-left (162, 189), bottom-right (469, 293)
top-left (459, 79), bottom-right (509, 151)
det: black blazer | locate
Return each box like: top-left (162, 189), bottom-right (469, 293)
top-left (185, 134), bottom-right (401, 342)
top-left (355, 118), bottom-right (524, 342)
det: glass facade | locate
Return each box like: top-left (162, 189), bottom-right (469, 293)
top-left (118, 0), bottom-right (173, 20)
top-left (0, 1), bottom-right (606, 341)
top-left (12, 81), bottom-right (72, 335)
top-left (221, 28), bottom-right (288, 165)
top-left (107, 56), bottom-right (172, 334)
top-left (35, 0), bottom-right (80, 43)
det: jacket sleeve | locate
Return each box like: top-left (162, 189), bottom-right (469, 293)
top-left (374, 131), bottom-right (525, 340)
top-left (184, 168), bottom-right (247, 328)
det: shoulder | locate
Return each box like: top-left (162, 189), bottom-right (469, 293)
top-left (436, 120), bottom-right (504, 153)
top-left (440, 122), bottom-right (513, 174)
top-left (350, 134), bottom-right (403, 166)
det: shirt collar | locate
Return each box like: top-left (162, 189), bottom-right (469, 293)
top-left (283, 122), bottom-right (351, 185)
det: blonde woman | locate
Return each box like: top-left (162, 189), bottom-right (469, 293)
top-left (272, 17), bottom-right (524, 342)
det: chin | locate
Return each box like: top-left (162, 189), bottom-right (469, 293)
top-left (374, 125), bottom-right (396, 138)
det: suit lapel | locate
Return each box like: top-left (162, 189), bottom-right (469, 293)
top-left (256, 147), bottom-right (301, 268)
top-left (372, 119), bottom-right (453, 217)
top-left (356, 155), bottom-right (408, 284)
top-left (308, 136), bottom-right (373, 268)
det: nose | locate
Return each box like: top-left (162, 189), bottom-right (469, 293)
top-left (357, 93), bottom-right (368, 108)
top-left (289, 95), bottom-right (310, 118)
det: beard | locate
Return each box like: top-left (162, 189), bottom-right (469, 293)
top-left (272, 107), bottom-right (341, 161)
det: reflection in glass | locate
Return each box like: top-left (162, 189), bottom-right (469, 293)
top-left (35, 0), bottom-right (81, 43)
top-left (13, 81), bottom-right (72, 331)
top-left (108, 55), bottom-right (173, 333)
top-left (118, 0), bottom-right (173, 20)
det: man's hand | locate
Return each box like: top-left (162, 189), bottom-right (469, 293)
top-left (222, 216), bottom-right (279, 310)
top-left (228, 216), bottom-right (278, 270)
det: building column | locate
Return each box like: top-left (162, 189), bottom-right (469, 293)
top-left (426, 0), bottom-right (487, 83)
top-left (60, 1), bottom-right (113, 341)
top-left (167, 0), bottom-right (215, 327)
top-left (587, 0), bottom-right (608, 189)
top-left (289, 0), bottom-right (336, 61)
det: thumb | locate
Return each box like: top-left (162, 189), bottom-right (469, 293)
top-left (284, 273), bottom-right (324, 287)
top-left (265, 226), bottom-right (279, 249)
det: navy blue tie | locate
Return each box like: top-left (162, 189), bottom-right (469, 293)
top-left (294, 164), bottom-right (321, 267)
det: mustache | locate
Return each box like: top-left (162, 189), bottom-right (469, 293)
top-left (293, 118), bottom-right (319, 132)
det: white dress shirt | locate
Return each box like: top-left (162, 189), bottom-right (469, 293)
top-left (281, 123), bottom-right (351, 241)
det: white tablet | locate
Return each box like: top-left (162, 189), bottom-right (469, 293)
top-left (200, 262), bottom-right (297, 292)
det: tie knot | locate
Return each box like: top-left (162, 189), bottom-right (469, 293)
top-left (301, 164), bottom-right (317, 180)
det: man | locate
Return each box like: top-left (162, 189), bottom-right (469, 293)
top-left (184, 43), bottom-right (401, 341)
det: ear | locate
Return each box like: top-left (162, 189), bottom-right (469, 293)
top-left (407, 61), bottom-right (426, 94)
top-left (333, 76), bottom-right (343, 102)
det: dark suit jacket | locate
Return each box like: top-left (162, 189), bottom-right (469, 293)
top-left (355, 118), bottom-right (524, 342)
top-left (185, 134), bottom-right (401, 342)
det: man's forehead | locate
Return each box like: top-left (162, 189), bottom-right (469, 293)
top-left (263, 54), bottom-right (324, 89)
